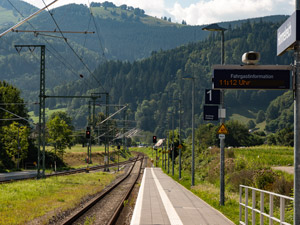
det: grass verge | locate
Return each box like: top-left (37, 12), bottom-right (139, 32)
top-left (0, 171), bottom-right (119, 224)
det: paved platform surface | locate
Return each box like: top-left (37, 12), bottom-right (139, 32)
top-left (0, 171), bottom-right (37, 181)
top-left (131, 168), bottom-right (235, 225)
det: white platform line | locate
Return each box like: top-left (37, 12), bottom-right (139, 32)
top-left (151, 168), bottom-right (183, 225)
top-left (130, 167), bottom-right (147, 225)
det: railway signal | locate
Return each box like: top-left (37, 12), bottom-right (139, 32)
top-left (153, 136), bottom-right (157, 143)
top-left (86, 127), bottom-right (91, 139)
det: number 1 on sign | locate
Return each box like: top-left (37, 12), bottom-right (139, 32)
top-left (207, 90), bottom-right (212, 101)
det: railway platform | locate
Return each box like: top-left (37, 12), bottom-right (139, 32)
top-left (130, 167), bottom-right (234, 225)
top-left (0, 170), bottom-right (37, 181)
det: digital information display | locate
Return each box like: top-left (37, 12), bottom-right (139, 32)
top-left (212, 65), bottom-right (292, 90)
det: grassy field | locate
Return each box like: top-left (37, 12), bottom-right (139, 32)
top-left (229, 112), bottom-right (266, 131)
top-left (0, 171), bottom-right (119, 224)
top-left (28, 108), bottom-right (67, 124)
top-left (45, 144), bottom-right (132, 170)
top-left (0, 7), bottom-right (19, 27)
top-left (232, 145), bottom-right (294, 167)
top-left (63, 144), bottom-right (106, 153)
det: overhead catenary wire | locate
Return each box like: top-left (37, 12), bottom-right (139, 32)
top-left (0, 0), bottom-right (59, 38)
top-left (41, 0), bottom-right (107, 92)
top-left (0, 106), bottom-right (34, 124)
top-left (87, 0), bottom-right (107, 61)
top-left (5, 0), bottom-right (94, 90)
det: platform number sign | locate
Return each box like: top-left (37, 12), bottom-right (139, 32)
top-left (205, 89), bottom-right (220, 105)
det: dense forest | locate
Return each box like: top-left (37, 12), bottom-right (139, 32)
top-left (48, 19), bottom-right (294, 136)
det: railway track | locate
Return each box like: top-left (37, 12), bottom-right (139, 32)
top-left (60, 155), bottom-right (144, 225)
top-left (0, 157), bottom-right (138, 184)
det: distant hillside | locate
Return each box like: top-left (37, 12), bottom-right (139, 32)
top-left (0, 0), bottom-right (37, 29)
top-left (0, 1), bottom-right (293, 133)
top-left (48, 19), bottom-right (294, 132)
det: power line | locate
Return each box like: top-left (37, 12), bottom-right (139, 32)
top-left (0, 106), bottom-right (34, 124)
top-left (87, 0), bottom-right (107, 61)
top-left (6, 0), bottom-right (95, 90)
top-left (0, 0), bottom-right (59, 38)
top-left (41, 0), bottom-right (107, 92)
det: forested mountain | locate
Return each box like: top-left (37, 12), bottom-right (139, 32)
top-left (0, 1), bottom-right (294, 135)
top-left (49, 19), bottom-right (294, 135)
top-left (0, 0), bottom-right (37, 28)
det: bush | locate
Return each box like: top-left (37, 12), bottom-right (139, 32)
top-left (226, 169), bottom-right (256, 192)
top-left (256, 110), bottom-right (265, 123)
top-left (254, 169), bottom-right (278, 190)
top-left (234, 157), bottom-right (247, 171)
top-left (271, 177), bottom-right (293, 196)
top-left (247, 120), bottom-right (256, 129)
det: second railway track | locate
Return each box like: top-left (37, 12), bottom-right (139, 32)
top-left (60, 154), bottom-right (144, 225)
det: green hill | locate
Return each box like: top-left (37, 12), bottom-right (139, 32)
top-left (0, 0), bottom-right (37, 29)
top-left (47, 19), bottom-right (294, 133)
top-left (0, 0), bottom-right (293, 134)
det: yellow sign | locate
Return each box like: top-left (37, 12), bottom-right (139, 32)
top-left (217, 123), bottom-right (229, 134)
top-left (178, 144), bottom-right (182, 149)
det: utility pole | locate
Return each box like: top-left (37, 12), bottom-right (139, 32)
top-left (104, 93), bottom-right (110, 172)
top-left (15, 45), bottom-right (46, 179)
top-left (202, 23), bottom-right (227, 205)
top-left (172, 107), bottom-right (175, 176)
top-left (295, 1), bottom-right (300, 224)
top-left (123, 110), bottom-right (126, 152)
top-left (164, 130), bottom-right (167, 170)
top-left (178, 97), bottom-right (182, 179)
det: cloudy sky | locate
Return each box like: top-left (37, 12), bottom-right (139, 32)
top-left (23, 0), bottom-right (295, 25)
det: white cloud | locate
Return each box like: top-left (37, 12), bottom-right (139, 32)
top-left (167, 0), bottom-right (294, 25)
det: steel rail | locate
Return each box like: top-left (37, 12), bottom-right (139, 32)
top-left (107, 155), bottom-right (144, 225)
top-left (61, 155), bottom-right (143, 225)
top-left (0, 157), bottom-right (138, 184)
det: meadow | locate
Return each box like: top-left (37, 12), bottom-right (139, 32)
top-left (0, 171), bottom-right (119, 224)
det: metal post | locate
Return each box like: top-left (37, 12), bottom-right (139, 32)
top-left (88, 102), bottom-right (92, 164)
top-left (17, 125), bottom-right (20, 170)
top-left (202, 24), bottom-right (227, 204)
top-left (167, 131), bottom-right (170, 174)
top-left (294, 40), bottom-right (300, 225)
top-left (164, 131), bottom-right (167, 170)
top-left (117, 148), bottom-right (119, 171)
top-left (107, 94), bottom-right (110, 172)
top-left (220, 30), bottom-right (225, 205)
top-left (191, 78), bottom-right (195, 186)
top-left (123, 110), bottom-right (126, 152)
top-left (156, 147), bottom-right (157, 167)
top-left (179, 97), bottom-right (182, 179)
top-left (161, 146), bottom-right (163, 168)
top-left (104, 93), bottom-right (109, 172)
top-left (172, 111), bottom-right (175, 176)
top-left (295, 4), bottom-right (300, 225)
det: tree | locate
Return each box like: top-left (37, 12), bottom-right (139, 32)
top-left (0, 81), bottom-right (29, 169)
top-left (49, 111), bottom-right (74, 131)
top-left (47, 115), bottom-right (73, 168)
top-left (120, 4), bottom-right (127, 10)
top-left (1, 122), bottom-right (30, 169)
top-left (247, 120), bottom-right (256, 129)
top-left (275, 127), bottom-right (294, 147)
top-left (256, 110), bottom-right (265, 123)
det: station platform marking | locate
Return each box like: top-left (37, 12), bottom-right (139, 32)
top-left (151, 168), bottom-right (183, 225)
top-left (130, 167), bottom-right (235, 225)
